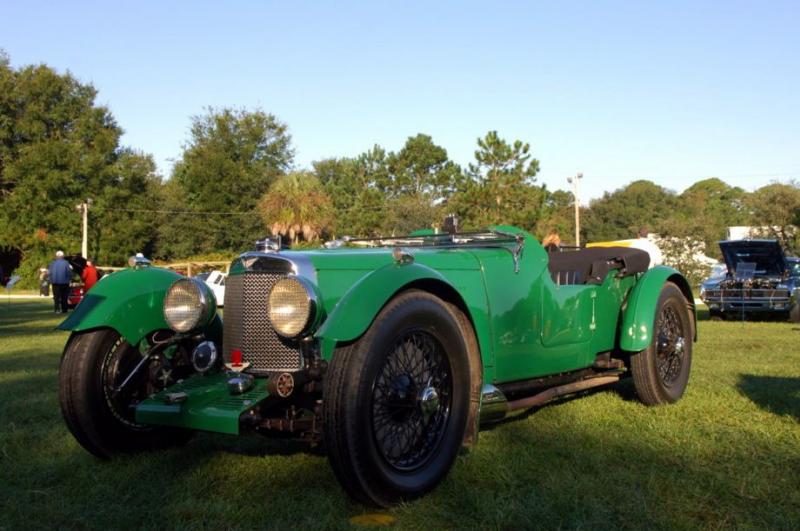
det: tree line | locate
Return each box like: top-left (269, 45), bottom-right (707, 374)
top-left (1, 55), bottom-right (798, 287)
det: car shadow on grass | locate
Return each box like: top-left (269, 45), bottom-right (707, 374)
top-left (738, 374), bottom-right (800, 421)
top-left (0, 301), bottom-right (70, 336)
top-left (200, 431), bottom-right (327, 457)
top-left (0, 348), bottom-right (62, 374)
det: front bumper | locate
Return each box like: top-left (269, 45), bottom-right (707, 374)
top-left (702, 297), bottom-right (792, 313)
top-left (135, 373), bottom-right (270, 434)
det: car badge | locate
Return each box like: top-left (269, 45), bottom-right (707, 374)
top-left (226, 349), bottom-right (250, 372)
top-left (225, 362), bottom-right (251, 372)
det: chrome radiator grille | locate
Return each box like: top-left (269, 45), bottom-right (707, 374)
top-left (223, 272), bottom-right (303, 373)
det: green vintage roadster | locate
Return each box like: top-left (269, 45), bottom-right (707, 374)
top-left (58, 226), bottom-right (695, 507)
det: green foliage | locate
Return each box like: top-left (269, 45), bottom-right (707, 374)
top-left (536, 189), bottom-right (576, 243)
top-left (314, 154), bottom-right (387, 238)
top-left (92, 149), bottom-right (163, 262)
top-left (313, 135), bottom-right (461, 237)
top-left (583, 180), bottom-right (678, 242)
top-left (451, 131), bottom-right (545, 231)
top-left (383, 133), bottom-right (463, 201)
top-left (0, 56), bottom-right (153, 287)
top-left (746, 182), bottom-right (800, 255)
top-left (660, 178), bottom-right (749, 258)
top-left (654, 235), bottom-right (713, 287)
top-left (156, 107), bottom-right (293, 257)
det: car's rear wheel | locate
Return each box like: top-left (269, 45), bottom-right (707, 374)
top-left (59, 329), bottom-right (192, 458)
top-left (323, 290), bottom-right (471, 507)
top-left (630, 282), bottom-right (693, 405)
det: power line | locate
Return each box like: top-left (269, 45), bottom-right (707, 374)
top-left (97, 207), bottom-right (253, 215)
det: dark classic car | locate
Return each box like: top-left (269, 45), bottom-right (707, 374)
top-left (64, 255), bottom-right (87, 309)
top-left (57, 226), bottom-right (696, 506)
top-left (700, 239), bottom-right (800, 321)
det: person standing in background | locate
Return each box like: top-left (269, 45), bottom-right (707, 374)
top-left (81, 260), bottom-right (98, 292)
top-left (542, 230), bottom-right (562, 252)
top-left (39, 267), bottom-right (50, 296)
top-left (48, 250), bottom-right (72, 313)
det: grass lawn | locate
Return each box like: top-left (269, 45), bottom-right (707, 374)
top-left (1, 300), bottom-right (799, 530)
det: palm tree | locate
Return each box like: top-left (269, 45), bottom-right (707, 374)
top-left (257, 172), bottom-right (333, 243)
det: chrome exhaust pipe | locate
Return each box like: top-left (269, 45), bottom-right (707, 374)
top-left (479, 384), bottom-right (509, 425)
top-left (506, 375), bottom-right (620, 411)
top-left (478, 375), bottom-right (620, 426)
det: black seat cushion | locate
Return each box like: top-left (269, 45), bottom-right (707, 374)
top-left (547, 246), bottom-right (650, 285)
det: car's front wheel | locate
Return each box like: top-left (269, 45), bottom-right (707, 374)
top-left (323, 290), bottom-right (472, 507)
top-left (59, 329), bottom-right (192, 458)
top-left (630, 282), bottom-right (693, 405)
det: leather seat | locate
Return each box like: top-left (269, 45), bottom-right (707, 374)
top-left (547, 247), bottom-right (650, 285)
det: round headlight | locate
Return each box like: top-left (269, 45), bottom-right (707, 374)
top-left (268, 277), bottom-right (316, 338)
top-left (164, 278), bottom-right (215, 333)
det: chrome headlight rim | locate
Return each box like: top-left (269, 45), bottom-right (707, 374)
top-left (163, 277), bottom-right (217, 333)
top-left (268, 275), bottom-right (319, 338)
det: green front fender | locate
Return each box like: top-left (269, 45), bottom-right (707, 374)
top-left (316, 262), bottom-right (453, 356)
top-left (57, 267), bottom-right (219, 346)
top-left (619, 266), bottom-right (696, 352)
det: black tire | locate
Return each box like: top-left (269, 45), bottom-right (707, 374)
top-left (790, 303), bottom-right (800, 323)
top-left (59, 329), bottom-right (192, 458)
top-left (323, 290), bottom-right (471, 507)
top-left (630, 282), bottom-right (693, 405)
top-left (708, 309), bottom-right (723, 322)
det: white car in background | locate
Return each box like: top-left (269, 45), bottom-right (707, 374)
top-left (194, 270), bottom-right (226, 306)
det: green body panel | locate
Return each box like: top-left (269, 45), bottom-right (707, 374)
top-left (313, 254), bottom-right (496, 381)
top-left (474, 230), bottom-right (637, 382)
top-left (135, 373), bottom-right (269, 434)
top-left (58, 267), bottom-right (182, 345)
top-left (473, 234), bottom-right (591, 381)
top-left (619, 266), bottom-right (696, 352)
top-left (588, 274), bottom-right (638, 355)
top-left (305, 227), bottom-right (696, 385)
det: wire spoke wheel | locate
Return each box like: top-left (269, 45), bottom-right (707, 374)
top-left (101, 338), bottom-right (153, 429)
top-left (655, 304), bottom-right (686, 386)
top-left (59, 329), bottom-right (193, 458)
top-left (630, 282), bottom-right (693, 406)
top-left (371, 330), bottom-right (452, 471)
top-left (323, 290), bottom-right (472, 506)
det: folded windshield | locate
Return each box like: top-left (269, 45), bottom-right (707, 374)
top-left (328, 230), bottom-right (523, 249)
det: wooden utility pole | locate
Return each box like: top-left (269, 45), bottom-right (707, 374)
top-left (76, 199), bottom-right (92, 258)
top-left (567, 173), bottom-right (583, 246)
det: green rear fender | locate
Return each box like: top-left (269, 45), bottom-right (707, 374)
top-left (58, 267), bottom-right (221, 346)
top-left (619, 266), bottom-right (696, 352)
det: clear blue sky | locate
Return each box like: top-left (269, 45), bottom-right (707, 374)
top-left (2, 0), bottom-right (798, 201)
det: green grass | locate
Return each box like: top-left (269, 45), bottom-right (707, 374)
top-left (1, 301), bottom-right (799, 530)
